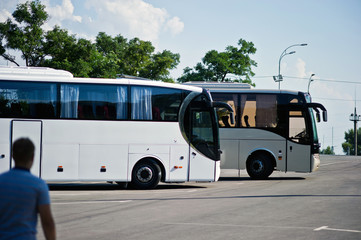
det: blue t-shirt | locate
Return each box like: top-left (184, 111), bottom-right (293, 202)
top-left (0, 168), bottom-right (50, 240)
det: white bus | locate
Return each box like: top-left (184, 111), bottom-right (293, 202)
top-left (0, 66), bottom-right (232, 189)
top-left (185, 82), bottom-right (327, 179)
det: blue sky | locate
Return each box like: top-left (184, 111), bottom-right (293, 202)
top-left (1, 0), bottom-right (361, 154)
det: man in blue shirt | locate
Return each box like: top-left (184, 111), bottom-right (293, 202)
top-left (0, 138), bottom-right (56, 240)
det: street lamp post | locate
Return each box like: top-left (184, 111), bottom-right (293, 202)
top-left (307, 73), bottom-right (315, 93)
top-left (274, 43), bottom-right (308, 89)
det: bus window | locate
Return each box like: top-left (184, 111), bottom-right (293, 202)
top-left (289, 111), bottom-right (309, 143)
top-left (240, 94), bottom-right (278, 128)
top-left (240, 95), bottom-right (256, 127)
top-left (0, 81), bottom-right (57, 119)
top-left (255, 95), bottom-right (278, 128)
top-left (211, 93), bottom-right (237, 128)
top-left (60, 84), bottom-right (128, 120)
top-left (191, 110), bottom-right (217, 159)
top-left (131, 86), bottom-right (184, 121)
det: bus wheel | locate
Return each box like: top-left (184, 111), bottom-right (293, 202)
top-left (130, 160), bottom-right (161, 190)
top-left (246, 154), bottom-right (273, 180)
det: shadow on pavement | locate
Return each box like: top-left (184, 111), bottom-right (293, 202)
top-left (48, 182), bottom-right (206, 191)
top-left (219, 176), bottom-right (306, 181)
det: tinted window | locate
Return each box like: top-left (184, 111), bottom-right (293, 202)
top-left (60, 84), bottom-right (128, 120)
top-left (212, 93), bottom-right (278, 128)
top-left (131, 86), bottom-right (184, 121)
top-left (183, 94), bottom-right (219, 161)
top-left (211, 93), bottom-right (238, 128)
top-left (0, 81), bottom-right (57, 118)
top-left (289, 110), bottom-right (310, 144)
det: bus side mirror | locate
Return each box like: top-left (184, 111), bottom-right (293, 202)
top-left (230, 112), bottom-right (235, 125)
top-left (323, 111), bottom-right (328, 122)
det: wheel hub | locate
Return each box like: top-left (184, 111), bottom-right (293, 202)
top-left (252, 159), bottom-right (264, 173)
top-left (136, 166), bottom-right (153, 183)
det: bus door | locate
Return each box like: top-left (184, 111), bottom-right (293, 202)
top-left (188, 109), bottom-right (218, 181)
top-left (11, 120), bottom-right (42, 177)
top-left (286, 109), bottom-right (311, 172)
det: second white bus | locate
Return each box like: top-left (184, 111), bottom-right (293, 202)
top-left (0, 66), bottom-right (232, 189)
top-left (185, 82), bottom-right (327, 179)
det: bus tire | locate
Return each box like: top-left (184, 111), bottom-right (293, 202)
top-left (246, 154), bottom-right (273, 180)
top-left (130, 159), bottom-right (161, 190)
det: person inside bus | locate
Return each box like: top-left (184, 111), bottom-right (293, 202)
top-left (0, 138), bottom-right (56, 240)
top-left (244, 115), bottom-right (250, 127)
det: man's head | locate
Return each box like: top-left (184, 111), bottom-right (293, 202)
top-left (12, 138), bottom-right (35, 168)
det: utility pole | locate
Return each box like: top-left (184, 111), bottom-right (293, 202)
top-left (349, 95), bottom-right (360, 156)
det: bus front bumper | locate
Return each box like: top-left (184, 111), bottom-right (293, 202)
top-left (311, 154), bottom-right (321, 172)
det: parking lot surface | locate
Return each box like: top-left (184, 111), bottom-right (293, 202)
top-left (38, 155), bottom-right (361, 240)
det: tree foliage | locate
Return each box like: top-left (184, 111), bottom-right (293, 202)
top-left (177, 39), bottom-right (257, 86)
top-left (342, 128), bottom-right (361, 155)
top-left (320, 146), bottom-right (335, 155)
top-left (0, 1), bottom-right (179, 81)
top-left (0, 0), bottom-right (48, 66)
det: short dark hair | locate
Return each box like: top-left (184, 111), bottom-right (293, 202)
top-left (12, 138), bottom-right (35, 164)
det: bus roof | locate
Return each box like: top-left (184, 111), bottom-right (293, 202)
top-left (0, 66), bottom-right (202, 93)
top-left (184, 81), bottom-right (252, 90)
top-left (184, 81), bottom-right (302, 96)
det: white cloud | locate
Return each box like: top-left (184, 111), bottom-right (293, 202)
top-left (0, 9), bottom-right (12, 22)
top-left (43, 0), bottom-right (82, 30)
top-left (295, 58), bottom-right (307, 78)
top-left (84, 0), bottom-right (184, 41)
top-left (165, 17), bottom-right (184, 36)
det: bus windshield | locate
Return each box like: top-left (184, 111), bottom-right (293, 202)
top-left (181, 93), bottom-right (220, 161)
top-left (309, 108), bottom-right (319, 145)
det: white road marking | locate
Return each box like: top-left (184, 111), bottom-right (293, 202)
top-left (165, 223), bottom-right (361, 233)
top-left (53, 200), bottom-right (132, 205)
top-left (164, 222), bottom-right (311, 230)
top-left (314, 226), bottom-right (361, 233)
top-left (186, 189), bottom-right (198, 193)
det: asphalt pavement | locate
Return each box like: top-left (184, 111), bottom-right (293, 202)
top-left (37, 155), bottom-right (361, 240)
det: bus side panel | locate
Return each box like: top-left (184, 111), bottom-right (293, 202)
top-left (169, 145), bottom-right (189, 182)
top-left (0, 120), bottom-right (10, 174)
top-left (239, 139), bottom-right (286, 171)
top-left (220, 128), bottom-right (286, 172)
top-left (79, 144), bottom-right (128, 181)
top-left (188, 150), bottom-right (217, 182)
top-left (0, 143), bottom-right (9, 174)
top-left (42, 144), bottom-right (79, 180)
top-left (128, 144), bottom-right (169, 182)
top-left (220, 139), bottom-right (239, 169)
top-left (286, 140), bottom-right (311, 172)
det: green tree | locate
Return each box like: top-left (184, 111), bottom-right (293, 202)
top-left (178, 38), bottom-right (257, 86)
top-left (41, 26), bottom-right (96, 77)
top-left (342, 128), bottom-right (361, 155)
top-left (139, 50), bottom-right (180, 82)
top-left (1, 1), bottom-right (180, 81)
top-left (0, 0), bottom-right (48, 66)
top-left (94, 33), bottom-right (179, 81)
top-left (320, 146), bottom-right (335, 155)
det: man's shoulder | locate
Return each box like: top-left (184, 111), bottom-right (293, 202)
top-left (1, 169), bottom-right (47, 187)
